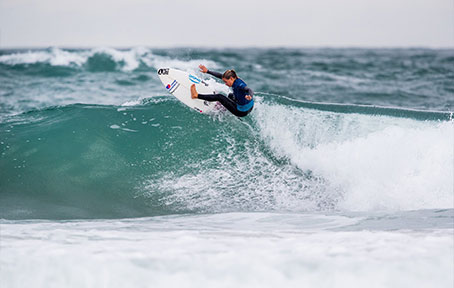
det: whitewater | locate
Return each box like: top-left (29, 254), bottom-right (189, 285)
top-left (0, 47), bottom-right (453, 288)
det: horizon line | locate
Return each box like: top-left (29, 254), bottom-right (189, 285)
top-left (1, 44), bottom-right (453, 50)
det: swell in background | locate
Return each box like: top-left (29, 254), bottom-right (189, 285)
top-left (1, 47), bottom-right (453, 116)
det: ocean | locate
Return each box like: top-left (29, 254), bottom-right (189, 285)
top-left (0, 47), bottom-right (453, 287)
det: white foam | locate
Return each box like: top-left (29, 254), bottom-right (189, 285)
top-left (0, 47), bottom-right (219, 74)
top-left (253, 102), bottom-right (454, 211)
top-left (48, 47), bottom-right (87, 66)
top-left (109, 124), bottom-right (137, 132)
top-left (120, 99), bottom-right (142, 107)
top-left (92, 47), bottom-right (148, 71)
top-left (143, 101), bottom-right (453, 213)
top-left (143, 121), bottom-right (337, 213)
top-left (0, 50), bottom-right (50, 65)
top-left (0, 48), bottom-right (85, 66)
top-left (1, 214), bottom-right (452, 288)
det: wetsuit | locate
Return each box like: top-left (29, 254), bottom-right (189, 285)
top-left (197, 70), bottom-right (254, 117)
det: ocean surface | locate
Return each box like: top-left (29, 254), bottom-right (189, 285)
top-left (0, 47), bottom-right (453, 287)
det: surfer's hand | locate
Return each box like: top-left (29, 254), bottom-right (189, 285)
top-left (199, 65), bottom-right (208, 73)
top-left (245, 95), bottom-right (252, 101)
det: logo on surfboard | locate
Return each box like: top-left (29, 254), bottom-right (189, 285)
top-left (166, 80), bottom-right (180, 93)
top-left (158, 68), bottom-right (169, 75)
top-left (189, 75), bottom-right (201, 84)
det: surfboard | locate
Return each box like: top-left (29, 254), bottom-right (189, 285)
top-left (157, 68), bottom-right (219, 114)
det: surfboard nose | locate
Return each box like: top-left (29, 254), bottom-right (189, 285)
top-left (157, 68), bottom-right (169, 75)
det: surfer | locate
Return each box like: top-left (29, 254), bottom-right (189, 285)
top-left (191, 65), bottom-right (254, 117)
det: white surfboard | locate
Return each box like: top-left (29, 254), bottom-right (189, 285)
top-left (157, 68), bottom-right (219, 114)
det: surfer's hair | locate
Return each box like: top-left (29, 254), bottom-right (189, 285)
top-left (222, 70), bottom-right (238, 79)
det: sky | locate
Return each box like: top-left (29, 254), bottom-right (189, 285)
top-left (0, 0), bottom-right (453, 48)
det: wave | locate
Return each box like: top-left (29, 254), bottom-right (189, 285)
top-left (0, 98), bottom-right (452, 219)
top-left (253, 99), bottom-right (453, 211)
top-left (0, 47), bottom-right (219, 74)
top-left (265, 93), bottom-right (453, 121)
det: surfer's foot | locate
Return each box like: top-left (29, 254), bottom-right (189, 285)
top-left (191, 84), bottom-right (198, 99)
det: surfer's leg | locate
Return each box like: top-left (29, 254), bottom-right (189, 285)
top-left (190, 85), bottom-right (249, 117)
top-left (198, 93), bottom-right (248, 117)
top-left (197, 93), bottom-right (224, 102)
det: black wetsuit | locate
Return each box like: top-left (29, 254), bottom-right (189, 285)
top-left (197, 70), bottom-right (254, 117)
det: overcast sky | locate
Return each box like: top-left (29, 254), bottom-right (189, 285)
top-left (0, 0), bottom-right (453, 48)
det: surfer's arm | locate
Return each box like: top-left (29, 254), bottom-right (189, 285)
top-left (243, 86), bottom-right (254, 100)
top-left (207, 70), bottom-right (223, 79)
top-left (199, 64), bottom-right (223, 79)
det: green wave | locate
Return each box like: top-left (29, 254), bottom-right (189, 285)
top-left (0, 100), bottom-right (253, 219)
top-left (0, 98), bottom-right (451, 219)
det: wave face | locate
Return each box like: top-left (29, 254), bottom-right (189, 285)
top-left (0, 96), bottom-right (452, 219)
